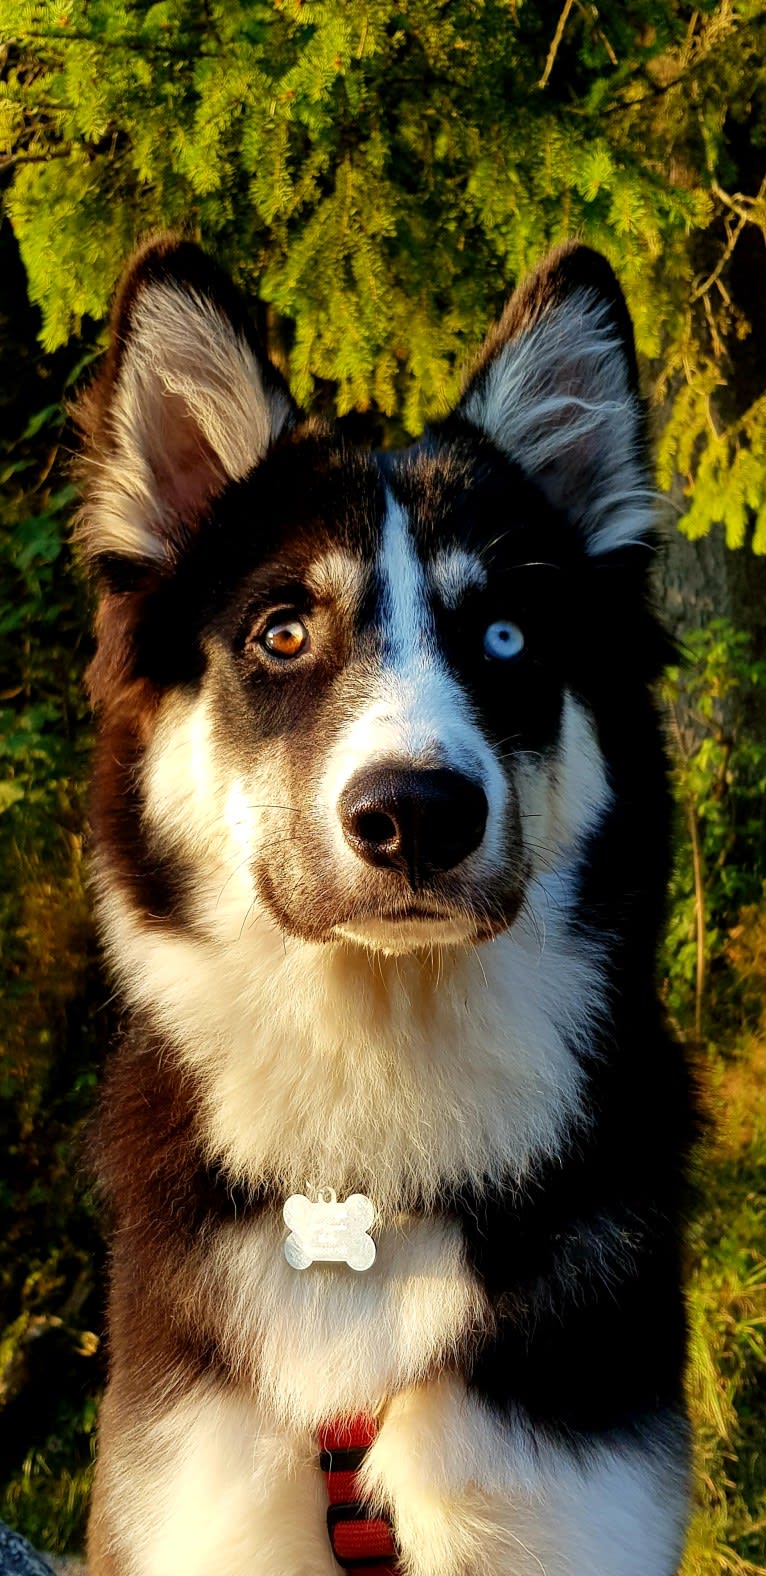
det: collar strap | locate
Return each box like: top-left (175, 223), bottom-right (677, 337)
top-left (318, 1415), bottom-right (398, 1573)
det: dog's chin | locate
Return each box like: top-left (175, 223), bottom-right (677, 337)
top-left (332, 914), bottom-right (504, 956)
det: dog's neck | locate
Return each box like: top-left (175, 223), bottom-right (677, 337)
top-left (97, 861), bottom-right (606, 1211)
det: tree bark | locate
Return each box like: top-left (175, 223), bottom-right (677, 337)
top-left (653, 521), bottom-right (766, 737)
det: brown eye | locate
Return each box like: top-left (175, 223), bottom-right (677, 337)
top-left (261, 615), bottom-right (309, 659)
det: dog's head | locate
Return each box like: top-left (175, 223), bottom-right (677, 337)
top-left (78, 237), bottom-right (666, 959)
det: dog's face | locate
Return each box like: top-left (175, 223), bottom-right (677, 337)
top-left (79, 239), bottom-right (662, 959)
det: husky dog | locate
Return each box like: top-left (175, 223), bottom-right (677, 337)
top-left (78, 236), bottom-right (694, 1575)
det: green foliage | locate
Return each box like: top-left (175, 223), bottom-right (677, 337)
top-left (659, 387), bottom-right (766, 552)
top-left (662, 621), bottom-right (766, 1034)
top-left (0, 360), bottom-right (104, 1551)
top-left (2, 0), bottom-right (766, 529)
top-left (664, 623), bottom-right (766, 1574)
top-left (682, 1048), bottom-right (766, 1576)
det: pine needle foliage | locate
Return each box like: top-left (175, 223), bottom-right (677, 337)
top-left (663, 628), bottom-right (766, 1575)
top-left (1, 0), bottom-right (765, 537)
top-left (0, 276), bottom-right (105, 1554)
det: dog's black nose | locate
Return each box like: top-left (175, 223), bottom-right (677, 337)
top-left (338, 766), bottom-right (488, 888)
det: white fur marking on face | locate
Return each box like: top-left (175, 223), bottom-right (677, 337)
top-left (515, 692), bottom-right (611, 879)
top-left (142, 691), bottom-right (217, 849)
top-left (552, 691), bottom-right (612, 847)
top-left (319, 492), bottom-right (508, 876)
top-left (380, 494), bottom-right (429, 665)
top-left (140, 688), bottom-right (264, 921)
top-left (463, 290), bottom-right (655, 556)
top-left (304, 549), bottom-right (367, 620)
top-left (429, 547), bottom-right (488, 608)
top-left (362, 1378), bottom-right (689, 1576)
top-left (138, 681), bottom-right (291, 946)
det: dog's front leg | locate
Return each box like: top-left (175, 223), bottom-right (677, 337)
top-left (361, 1377), bottom-right (689, 1576)
top-left (88, 1379), bottom-right (337, 1576)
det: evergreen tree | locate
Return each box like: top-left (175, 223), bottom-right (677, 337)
top-left (2, 0), bottom-right (765, 539)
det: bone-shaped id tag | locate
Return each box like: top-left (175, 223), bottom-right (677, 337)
top-left (282, 1188), bottom-right (376, 1271)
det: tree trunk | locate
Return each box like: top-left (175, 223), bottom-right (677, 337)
top-left (653, 522), bottom-right (766, 737)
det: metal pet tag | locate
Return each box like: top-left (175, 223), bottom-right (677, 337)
top-left (283, 1188), bottom-right (376, 1272)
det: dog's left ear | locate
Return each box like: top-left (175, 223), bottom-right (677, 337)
top-left (455, 243), bottom-right (652, 556)
top-left (76, 235), bottom-right (297, 574)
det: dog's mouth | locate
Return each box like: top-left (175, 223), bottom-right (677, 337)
top-left (257, 858), bottom-right (522, 952)
top-left (331, 895), bottom-right (517, 953)
top-left (333, 914), bottom-right (488, 953)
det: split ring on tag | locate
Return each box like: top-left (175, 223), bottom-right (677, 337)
top-left (283, 1188), bottom-right (376, 1271)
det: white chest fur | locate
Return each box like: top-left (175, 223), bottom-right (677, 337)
top-left (98, 870), bottom-right (602, 1213)
top-left (210, 1210), bottom-right (488, 1428)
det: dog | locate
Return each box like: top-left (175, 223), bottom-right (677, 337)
top-left (76, 235), bottom-right (694, 1575)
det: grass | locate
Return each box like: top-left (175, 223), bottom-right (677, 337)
top-left (682, 1034), bottom-right (766, 1575)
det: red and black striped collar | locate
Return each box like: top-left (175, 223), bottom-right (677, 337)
top-left (318, 1415), bottom-right (398, 1573)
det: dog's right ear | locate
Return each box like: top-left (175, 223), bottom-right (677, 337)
top-left (76, 236), bottom-right (296, 578)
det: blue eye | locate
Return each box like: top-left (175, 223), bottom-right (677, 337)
top-left (483, 620), bottom-right (525, 661)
